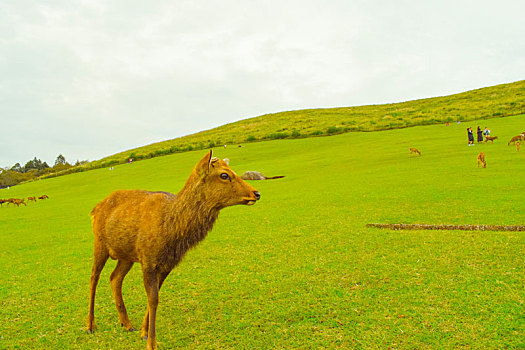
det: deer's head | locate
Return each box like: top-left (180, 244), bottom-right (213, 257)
top-left (189, 150), bottom-right (260, 209)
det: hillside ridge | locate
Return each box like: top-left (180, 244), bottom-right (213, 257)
top-left (45, 80), bottom-right (524, 176)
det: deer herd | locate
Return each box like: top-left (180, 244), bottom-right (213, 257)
top-left (410, 131), bottom-right (524, 169)
top-left (0, 194), bottom-right (49, 207)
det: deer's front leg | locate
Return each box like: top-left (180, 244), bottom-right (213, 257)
top-left (142, 268), bottom-right (159, 350)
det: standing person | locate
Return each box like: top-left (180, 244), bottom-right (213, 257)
top-left (477, 126), bottom-right (483, 142)
top-left (484, 127), bottom-right (490, 138)
top-left (467, 127), bottom-right (474, 146)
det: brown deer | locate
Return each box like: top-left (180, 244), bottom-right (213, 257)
top-left (484, 136), bottom-right (498, 143)
top-left (86, 151), bottom-right (260, 350)
top-left (477, 152), bottom-right (486, 168)
top-left (38, 194), bottom-right (49, 200)
top-left (409, 148), bottom-right (421, 156)
top-left (7, 198), bottom-right (26, 207)
top-left (508, 135), bottom-right (525, 145)
top-left (28, 196), bottom-right (37, 203)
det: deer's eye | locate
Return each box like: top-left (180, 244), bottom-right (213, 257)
top-left (220, 173), bottom-right (230, 180)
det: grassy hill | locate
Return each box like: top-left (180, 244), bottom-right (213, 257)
top-left (85, 80), bottom-right (525, 169)
top-left (1, 114), bottom-right (523, 349)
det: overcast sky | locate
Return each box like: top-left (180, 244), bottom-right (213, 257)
top-left (1, 0), bottom-right (524, 167)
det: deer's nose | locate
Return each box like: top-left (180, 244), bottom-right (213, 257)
top-left (253, 191), bottom-right (261, 200)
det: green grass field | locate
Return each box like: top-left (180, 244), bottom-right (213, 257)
top-left (1, 115), bottom-right (524, 349)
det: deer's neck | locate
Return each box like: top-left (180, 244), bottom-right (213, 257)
top-left (164, 180), bottom-right (220, 250)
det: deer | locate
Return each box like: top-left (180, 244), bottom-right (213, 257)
top-left (409, 148), bottom-right (421, 156)
top-left (484, 136), bottom-right (498, 143)
top-left (28, 196), bottom-right (37, 203)
top-left (38, 194), bottom-right (49, 200)
top-left (241, 171), bottom-right (285, 180)
top-left (86, 150), bottom-right (260, 350)
top-left (477, 152), bottom-right (486, 168)
top-left (516, 141), bottom-right (520, 152)
top-left (7, 198), bottom-right (26, 207)
top-left (508, 135), bottom-right (525, 145)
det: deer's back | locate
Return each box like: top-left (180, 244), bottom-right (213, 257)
top-left (91, 190), bottom-right (175, 263)
top-left (241, 171), bottom-right (266, 180)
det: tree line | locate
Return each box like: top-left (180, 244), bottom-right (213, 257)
top-left (0, 154), bottom-right (87, 188)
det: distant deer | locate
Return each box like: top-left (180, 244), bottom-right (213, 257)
top-left (38, 195), bottom-right (49, 200)
top-left (508, 135), bottom-right (525, 145)
top-left (484, 136), bottom-right (498, 143)
top-left (241, 171), bottom-right (285, 180)
top-left (7, 198), bottom-right (26, 207)
top-left (409, 148), bottom-right (421, 156)
top-left (86, 151), bottom-right (260, 350)
top-left (477, 152), bottom-right (486, 168)
top-left (28, 196), bottom-right (37, 203)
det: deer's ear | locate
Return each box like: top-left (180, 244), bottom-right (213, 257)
top-left (196, 150), bottom-right (213, 176)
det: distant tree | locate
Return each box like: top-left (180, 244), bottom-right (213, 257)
top-left (23, 157), bottom-right (50, 172)
top-left (10, 163), bottom-right (23, 173)
top-left (0, 170), bottom-right (16, 188)
top-left (52, 154), bottom-right (74, 173)
top-left (74, 160), bottom-right (89, 166)
top-left (0, 169), bottom-right (33, 188)
top-left (55, 154), bottom-right (67, 166)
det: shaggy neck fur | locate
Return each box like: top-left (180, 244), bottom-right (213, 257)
top-left (161, 173), bottom-right (220, 267)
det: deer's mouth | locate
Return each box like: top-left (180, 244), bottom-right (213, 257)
top-left (242, 191), bottom-right (260, 205)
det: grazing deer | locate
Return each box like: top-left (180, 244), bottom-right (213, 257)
top-left (484, 136), bottom-right (498, 143)
top-left (38, 195), bottom-right (49, 200)
top-left (477, 152), bottom-right (486, 168)
top-left (28, 196), bottom-right (37, 203)
top-left (7, 198), bottom-right (26, 207)
top-left (508, 135), bottom-right (525, 145)
top-left (516, 141), bottom-right (520, 152)
top-left (0, 199), bottom-right (6, 207)
top-left (86, 151), bottom-right (260, 350)
top-left (409, 148), bottom-right (421, 156)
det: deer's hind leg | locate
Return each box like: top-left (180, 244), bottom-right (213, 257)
top-left (110, 260), bottom-right (136, 331)
top-left (86, 240), bottom-right (109, 333)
